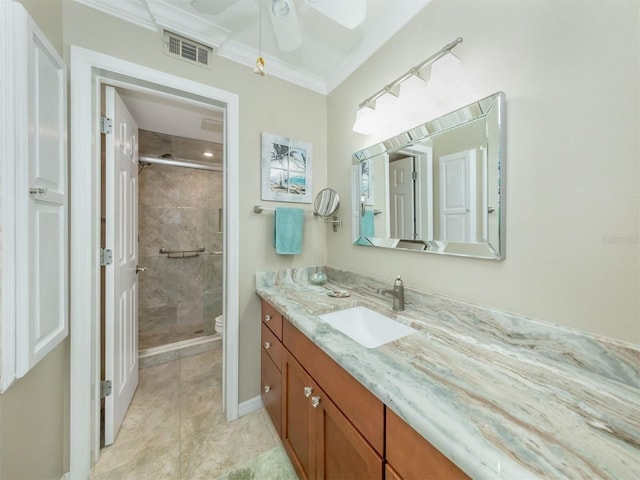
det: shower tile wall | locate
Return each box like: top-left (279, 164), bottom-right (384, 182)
top-left (138, 163), bottom-right (223, 350)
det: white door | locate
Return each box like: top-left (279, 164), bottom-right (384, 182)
top-left (388, 157), bottom-right (414, 239)
top-left (439, 149), bottom-right (477, 242)
top-left (104, 86), bottom-right (139, 445)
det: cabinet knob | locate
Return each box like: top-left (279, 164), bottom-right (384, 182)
top-left (263, 341), bottom-right (271, 349)
top-left (303, 386), bottom-right (313, 398)
top-left (311, 396), bottom-right (321, 408)
top-left (264, 385), bottom-right (271, 393)
top-left (264, 314), bottom-right (272, 322)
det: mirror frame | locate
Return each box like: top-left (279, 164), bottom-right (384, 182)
top-left (352, 91), bottom-right (506, 260)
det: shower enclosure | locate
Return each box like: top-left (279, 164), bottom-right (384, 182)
top-left (137, 130), bottom-right (223, 351)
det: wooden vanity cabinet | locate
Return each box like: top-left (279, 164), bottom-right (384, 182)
top-left (386, 409), bottom-right (469, 480)
top-left (282, 350), bottom-right (383, 480)
top-left (259, 298), bottom-right (467, 480)
top-left (283, 317), bottom-right (385, 455)
top-left (261, 300), bottom-right (284, 436)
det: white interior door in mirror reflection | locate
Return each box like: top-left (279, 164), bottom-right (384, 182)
top-left (389, 157), bottom-right (415, 239)
top-left (439, 149), bottom-right (477, 242)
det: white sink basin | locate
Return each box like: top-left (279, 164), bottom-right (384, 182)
top-left (319, 306), bottom-right (416, 348)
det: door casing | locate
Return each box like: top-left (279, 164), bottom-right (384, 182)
top-left (69, 46), bottom-right (240, 479)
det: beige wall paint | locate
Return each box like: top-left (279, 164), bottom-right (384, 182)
top-left (328, 0), bottom-right (640, 343)
top-left (0, 342), bottom-right (69, 478)
top-left (0, 2), bottom-right (69, 479)
top-left (61, 1), bottom-right (329, 403)
top-left (19, 0), bottom-right (63, 52)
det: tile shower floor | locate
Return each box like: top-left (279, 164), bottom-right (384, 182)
top-left (90, 348), bottom-right (297, 479)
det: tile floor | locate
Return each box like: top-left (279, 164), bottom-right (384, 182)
top-left (91, 346), bottom-right (297, 479)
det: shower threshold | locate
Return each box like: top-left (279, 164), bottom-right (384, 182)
top-left (139, 334), bottom-right (221, 367)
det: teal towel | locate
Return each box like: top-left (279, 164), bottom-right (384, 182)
top-left (273, 208), bottom-right (304, 255)
top-left (361, 210), bottom-right (375, 237)
top-left (355, 210), bottom-right (375, 246)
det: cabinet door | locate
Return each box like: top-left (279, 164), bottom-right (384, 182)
top-left (282, 351), bottom-right (316, 479)
top-left (261, 349), bottom-right (282, 437)
top-left (316, 386), bottom-right (383, 480)
top-left (12, 1), bottom-right (68, 378)
top-left (386, 409), bottom-right (469, 480)
top-left (385, 464), bottom-right (402, 480)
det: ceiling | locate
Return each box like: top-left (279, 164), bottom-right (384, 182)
top-left (74, 0), bottom-right (432, 94)
top-left (118, 88), bottom-right (225, 144)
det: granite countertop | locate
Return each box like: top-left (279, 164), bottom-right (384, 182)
top-left (256, 267), bottom-right (640, 480)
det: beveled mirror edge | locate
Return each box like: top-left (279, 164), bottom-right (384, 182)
top-left (352, 91), bottom-right (505, 164)
top-left (351, 91), bottom-right (506, 261)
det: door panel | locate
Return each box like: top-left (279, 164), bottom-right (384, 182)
top-left (282, 351), bottom-right (315, 479)
top-left (389, 157), bottom-right (414, 239)
top-left (316, 388), bottom-right (382, 480)
top-left (15, 7), bottom-right (68, 376)
top-left (104, 86), bottom-right (139, 445)
top-left (439, 150), bottom-right (476, 242)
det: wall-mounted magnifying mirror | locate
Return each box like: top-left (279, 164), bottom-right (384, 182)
top-left (352, 91), bottom-right (505, 260)
top-left (314, 188), bottom-right (342, 232)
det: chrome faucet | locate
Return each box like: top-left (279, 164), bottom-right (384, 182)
top-left (381, 276), bottom-right (405, 311)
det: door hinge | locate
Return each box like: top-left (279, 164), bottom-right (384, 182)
top-left (100, 247), bottom-right (113, 266)
top-left (100, 380), bottom-right (112, 398)
top-left (100, 116), bottom-right (113, 134)
top-left (412, 171), bottom-right (418, 181)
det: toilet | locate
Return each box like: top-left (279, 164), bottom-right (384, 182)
top-left (215, 314), bottom-right (224, 334)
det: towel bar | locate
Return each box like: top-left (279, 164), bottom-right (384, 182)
top-left (253, 205), bottom-right (314, 215)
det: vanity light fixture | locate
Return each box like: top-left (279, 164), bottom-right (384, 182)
top-left (353, 37), bottom-right (463, 134)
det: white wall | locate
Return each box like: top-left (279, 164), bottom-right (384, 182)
top-left (327, 0), bottom-right (640, 343)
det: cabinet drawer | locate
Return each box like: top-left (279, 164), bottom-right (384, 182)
top-left (283, 318), bottom-right (384, 455)
top-left (386, 409), bottom-right (469, 480)
top-left (261, 349), bottom-right (282, 437)
top-left (261, 299), bottom-right (283, 340)
top-left (261, 322), bottom-right (282, 370)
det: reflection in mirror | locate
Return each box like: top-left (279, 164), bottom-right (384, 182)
top-left (352, 92), bottom-right (505, 260)
top-left (314, 187), bottom-right (340, 218)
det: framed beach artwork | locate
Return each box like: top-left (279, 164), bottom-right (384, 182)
top-left (261, 132), bottom-right (313, 203)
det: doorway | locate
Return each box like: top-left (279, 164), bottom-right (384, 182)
top-left (70, 46), bottom-right (240, 479)
top-left (100, 85), bottom-right (227, 446)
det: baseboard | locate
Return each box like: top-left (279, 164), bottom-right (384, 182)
top-left (238, 395), bottom-right (263, 417)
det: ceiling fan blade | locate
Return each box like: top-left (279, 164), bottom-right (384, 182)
top-left (269, 0), bottom-right (302, 52)
top-left (304, 0), bottom-right (366, 29)
top-left (190, 0), bottom-right (239, 16)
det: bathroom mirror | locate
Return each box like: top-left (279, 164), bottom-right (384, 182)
top-left (352, 91), bottom-right (505, 260)
top-left (314, 187), bottom-right (340, 218)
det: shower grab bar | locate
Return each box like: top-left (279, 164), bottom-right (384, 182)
top-left (159, 246), bottom-right (205, 258)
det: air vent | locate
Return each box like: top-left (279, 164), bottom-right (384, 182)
top-left (163, 31), bottom-right (213, 68)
